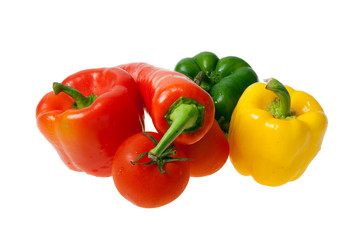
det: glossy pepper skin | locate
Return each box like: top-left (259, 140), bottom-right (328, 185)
top-left (228, 79), bottom-right (327, 186)
top-left (178, 119), bottom-right (229, 177)
top-left (174, 51), bottom-right (258, 132)
top-left (118, 63), bottom-right (215, 146)
top-left (36, 67), bottom-right (144, 177)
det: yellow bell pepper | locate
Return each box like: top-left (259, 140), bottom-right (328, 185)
top-left (228, 78), bottom-right (327, 186)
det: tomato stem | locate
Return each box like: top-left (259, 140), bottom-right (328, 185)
top-left (53, 82), bottom-right (97, 109)
top-left (133, 133), bottom-right (192, 174)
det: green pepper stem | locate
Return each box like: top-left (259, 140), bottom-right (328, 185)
top-left (149, 98), bottom-right (204, 159)
top-left (193, 71), bottom-right (213, 92)
top-left (265, 78), bottom-right (292, 119)
top-left (53, 82), bottom-right (97, 109)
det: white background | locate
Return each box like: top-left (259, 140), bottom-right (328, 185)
top-left (1, 0), bottom-right (360, 239)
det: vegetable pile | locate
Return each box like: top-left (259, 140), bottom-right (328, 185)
top-left (36, 51), bottom-right (328, 208)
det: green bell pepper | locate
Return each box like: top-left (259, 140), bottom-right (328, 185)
top-left (174, 51), bottom-right (258, 132)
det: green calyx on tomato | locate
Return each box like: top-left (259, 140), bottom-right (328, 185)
top-left (132, 133), bottom-right (191, 174)
top-left (133, 97), bottom-right (204, 174)
top-left (174, 51), bottom-right (259, 132)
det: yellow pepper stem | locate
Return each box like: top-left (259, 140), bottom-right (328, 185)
top-left (265, 78), bottom-right (294, 119)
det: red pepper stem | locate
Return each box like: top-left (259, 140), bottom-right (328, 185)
top-left (53, 82), bottom-right (97, 109)
top-left (149, 98), bottom-right (204, 159)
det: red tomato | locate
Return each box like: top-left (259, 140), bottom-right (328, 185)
top-left (178, 120), bottom-right (229, 177)
top-left (112, 132), bottom-right (190, 208)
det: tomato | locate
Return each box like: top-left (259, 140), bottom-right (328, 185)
top-left (112, 132), bottom-right (190, 208)
top-left (178, 120), bottom-right (229, 177)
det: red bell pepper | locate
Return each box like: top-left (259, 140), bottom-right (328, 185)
top-left (117, 63), bottom-right (215, 161)
top-left (36, 67), bottom-right (144, 177)
top-left (178, 119), bottom-right (229, 177)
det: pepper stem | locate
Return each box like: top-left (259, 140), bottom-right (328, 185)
top-left (194, 71), bottom-right (212, 92)
top-left (265, 78), bottom-right (294, 119)
top-left (148, 97), bottom-right (204, 159)
top-left (53, 82), bottom-right (97, 109)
